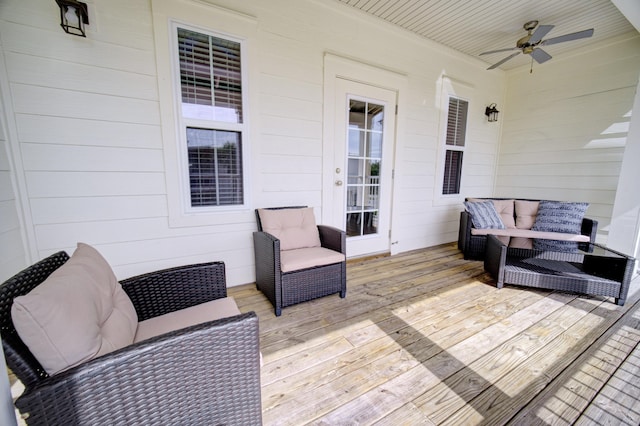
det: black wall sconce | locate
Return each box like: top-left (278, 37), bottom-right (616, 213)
top-left (55, 0), bottom-right (89, 37)
top-left (485, 103), bottom-right (499, 122)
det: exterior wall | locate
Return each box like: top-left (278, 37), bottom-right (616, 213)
top-left (0, 42), bottom-right (28, 280)
top-left (496, 33), bottom-right (640, 242)
top-left (0, 0), bottom-right (503, 284)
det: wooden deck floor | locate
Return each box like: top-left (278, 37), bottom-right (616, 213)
top-left (229, 243), bottom-right (640, 426)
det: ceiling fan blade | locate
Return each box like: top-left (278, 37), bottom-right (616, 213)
top-left (530, 48), bottom-right (552, 64)
top-left (480, 47), bottom-right (519, 56)
top-left (487, 52), bottom-right (521, 70)
top-left (528, 25), bottom-right (554, 44)
top-left (542, 28), bottom-right (594, 46)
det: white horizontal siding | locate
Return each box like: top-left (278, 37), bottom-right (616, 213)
top-left (1, 0), bottom-right (635, 286)
top-left (497, 34), bottom-right (640, 240)
top-left (21, 144), bottom-right (164, 172)
top-left (30, 196), bottom-right (168, 225)
top-left (12, 85), bottom-right (160, 125)
top-left (6, 53), bottom-right (158, 101)
top-left (25, 171), bottom-right (165, 198)
top-left (16, 115), bottom-right (162, 149)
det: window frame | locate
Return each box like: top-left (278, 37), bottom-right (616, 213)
top-left (442, 96), bottom-right (468, 196)
top-left (170, 21), bottom-right (250, 214)
top-left (434, 76), bottom-right (473, 206)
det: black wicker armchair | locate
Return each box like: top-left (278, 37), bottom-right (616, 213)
top-left (1, 252), bottom-right (262, 426)
top-left (253, 206), bottom-right (347, 316)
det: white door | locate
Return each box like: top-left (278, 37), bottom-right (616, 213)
top-left (332, 78), bottom-right (396, 257)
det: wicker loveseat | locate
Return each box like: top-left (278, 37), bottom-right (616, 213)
top-left (1, 246), bottom-right (262, 426)
top-left (458, 197), bottom-right (598, 260)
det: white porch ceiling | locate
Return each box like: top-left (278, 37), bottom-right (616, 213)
top-left (333, 0), bottom-right (637, 70)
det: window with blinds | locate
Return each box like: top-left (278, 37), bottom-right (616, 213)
top-left (442, 97), bottom-right (468, 195)
top-left (178, 28), bottom-right (243, 123)
top-left (187, 128), bottom-right (243, 206)
top-left (175, 25), bottom-right (245, 208)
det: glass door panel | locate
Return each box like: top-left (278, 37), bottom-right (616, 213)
top-left (346, 99), bottom-right (383, 237)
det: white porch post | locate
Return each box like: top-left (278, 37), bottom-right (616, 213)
top-left (607, 74), bottom-right (640, 270)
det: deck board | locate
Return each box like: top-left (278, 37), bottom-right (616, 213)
top-left (228, 242), bottom-right (640, 425)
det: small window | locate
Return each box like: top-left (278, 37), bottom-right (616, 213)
top-left (175, 26), bottom-right (246, 209)
top-left (442, 97), bottom-right (468, 195)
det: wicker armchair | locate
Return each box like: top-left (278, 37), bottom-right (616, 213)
top-left (253, 206), bottom-right (347, 316)
top-left (1, 252), bottom-right (262, 426)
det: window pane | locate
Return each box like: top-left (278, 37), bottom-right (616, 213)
top-left (348, 128), bottom-right (364, 156)
top-left (446, 98), bottom-right (468, 147)
top-left (349, 100), bottom-right (366, 129)
top-left (367, 132), bottom-right (382, 158)
top-left (367, 103), bottom-right (384, 131)
top-left (178, 28), bottom-right (242, 123)
top-left (442, 150), bottom-right (463, 195)
top-left (186, 128), bottom-right (243, 206)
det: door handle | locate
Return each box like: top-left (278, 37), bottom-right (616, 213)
top-left (335, 180), bottom-right (343, 186)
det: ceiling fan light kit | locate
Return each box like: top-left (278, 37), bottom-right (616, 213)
top-left (480, 20), bottom-right (594, 71)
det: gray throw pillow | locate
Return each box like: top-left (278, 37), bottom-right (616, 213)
top-left (532, 201), bottom-right (589, 251)
top-left (464, 201), bottom-right (505, 229)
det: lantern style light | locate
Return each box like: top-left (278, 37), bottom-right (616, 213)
top-left (484, 103), bottom-right (499, 122)
top-left (55, 0), bottom-right (89, 37)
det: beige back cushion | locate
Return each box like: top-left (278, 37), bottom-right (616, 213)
top-left (515, 200), bottom-right (540, 229)
top-left (11, 243), bottom-right (138, 375)
top-left (491, 199), bottom-right (516, 229)
top-left (258, 207), bottom-right (321, 251)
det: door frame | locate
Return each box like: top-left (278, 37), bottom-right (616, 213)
top-left (322, 53), bottom-right (408, 256)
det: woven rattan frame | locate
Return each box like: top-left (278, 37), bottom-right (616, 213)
top-left (1, 253), bottom-right (262, 425)
top-left (457, 198), bottom-right (598, 260)
top-left (484, 234), bottom-right (635, 306)
top-left (253, 207), bottom-right (347, 316)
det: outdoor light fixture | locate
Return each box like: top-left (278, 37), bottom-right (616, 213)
top-left (55, 0), bottom-right (89, 37)
top-left (485, 103), bottom-right (499, 122)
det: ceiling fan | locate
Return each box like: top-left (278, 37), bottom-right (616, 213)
top-left (480, 20), bottom-right (594, 70)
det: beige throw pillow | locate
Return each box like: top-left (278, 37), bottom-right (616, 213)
top-left (258, 207), bottom-right (321, 251)
top-left (11, 243), bottom-right (138, 375)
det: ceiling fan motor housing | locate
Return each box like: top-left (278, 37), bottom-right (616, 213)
top-left (517, 20), bottom-right (540, 49)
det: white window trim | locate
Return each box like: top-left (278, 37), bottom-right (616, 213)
top-left (170, 21), bottom-right (250, 214)
top-left (433, 76), bottom-right (473, 206)
top-left (151, 0), bottom-right (257, 228)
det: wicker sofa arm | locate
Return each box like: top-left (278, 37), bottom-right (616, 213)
top-left (120, 261), bottom-right (227, 321)
top-left (318, 225), bottom-right (346, 254)
top-left (16, 312), bottom-right (262, 426)
top-left (581, 217), bottom-right (598, 243)
top-left (458, 211), bottom-right (472, 251)
top-left (484, 234), bottom-right (506, 287)
top-left (252, 231), bottom-right (281, 307)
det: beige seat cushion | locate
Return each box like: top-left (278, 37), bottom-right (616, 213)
top-left (509, 237), bottom-right (534, 249)
top-left (258, 207), bottom-right (321, 250)
top-left (280, 247), bottom-right (346, 273)
top-left (470, 227), bottom-right (590, 242)
top-left (135, 298), bottom-right (263, 367)
top-left (134, 297), bottom-right (241, 343)
top-left (11, 243), bottom-right (138, 375)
